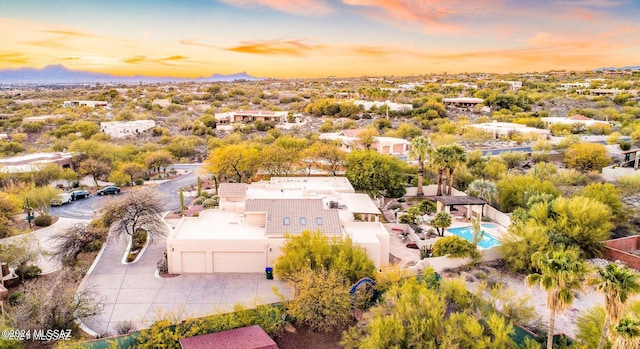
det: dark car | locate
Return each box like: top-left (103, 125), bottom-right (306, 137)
top-left (70, 189), bottom-right (90, 200)
top-left (406, 243), bottom-right (419, 249)
top-left (97, 186), bottom-right (121, 196)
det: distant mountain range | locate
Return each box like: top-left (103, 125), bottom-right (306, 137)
top-left (0, 65), bottom-right (260, 84)
top-left (594, 65), bottom-right (640, 71)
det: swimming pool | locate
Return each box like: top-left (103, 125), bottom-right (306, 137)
top-left (481, 223), bottom-right (498, 229)
top-left (447, 227), bottom-right (501, 249)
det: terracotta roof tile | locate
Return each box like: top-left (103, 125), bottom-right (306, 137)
top-left (179, 325), bottom-right (278, 349)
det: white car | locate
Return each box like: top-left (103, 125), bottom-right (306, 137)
top-left (50, 193), bottom-right (72, 206)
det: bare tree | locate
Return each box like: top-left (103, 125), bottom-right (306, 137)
top-left (11, 269), bottom-right (104, 341)
top-left (100, 189), bottom-right (168, 242)
top-left (49, 221), bottom-right (108, 266)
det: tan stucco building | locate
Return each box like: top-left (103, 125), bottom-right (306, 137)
top-left (167, 177), bottom-right (389, 274)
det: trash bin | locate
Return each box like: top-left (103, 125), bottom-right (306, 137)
top-left (265, 267), bottom-right (273, 280)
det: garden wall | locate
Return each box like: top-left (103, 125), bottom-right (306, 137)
top-left (602, 236), bottom-right (640, 271)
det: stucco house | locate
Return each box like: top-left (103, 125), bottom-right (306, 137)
top-left (541, 114), bottom-right (609, 128)
top-left (63, 100), bottom-right (109, 108)
top-left (0, 152), bottom-right (73, 173)
top-left (100, 120), bottom-right (155, 139)
top-left (319, 129), bottom-right (410, 156)
top-left (166, 177), bottom-right (389, 274)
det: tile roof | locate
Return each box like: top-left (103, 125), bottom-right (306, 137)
top-left (245, 198), bottom-right (342, 237)
top-left (340, 128), bottom-right (366, 138)
top-left (218, 183), bottom-right (248, 198)
top-left (179, 325), bottom-right (278, 349)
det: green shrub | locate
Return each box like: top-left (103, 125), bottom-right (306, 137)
top-left (389, 203), bottom-right (403, 210)
top-left (131, 229), bottom-right (148, 252)
top-left (432, 236), bottom-right (475, 258)
top-left (620, 141), bottom-right (632, 151)
top-left (192, 196), bottom-right (206, 205)
top-left (83, 239), bottom-right (103, 253)
top-left (15, 264), bottom-right (41, 280)
top-left (8, 292), bottom-right (24, 307)
top-left (202, 196), bottom-right (219, 209)
top-left (33, 215), bottom-right (52, 227)
top-left (134, 178), bottom-right (144, 186)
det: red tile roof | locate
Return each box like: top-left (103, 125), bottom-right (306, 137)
top-left (340, 129), bottom-right (366, 138)
top-left (179, 325), bottom-right (279, 349)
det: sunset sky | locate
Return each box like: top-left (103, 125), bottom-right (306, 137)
top-left (0, 0), bottom-right (639, 78)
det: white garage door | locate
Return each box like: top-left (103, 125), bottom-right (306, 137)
top-left (181, 252), bottom-right (207, 273)
top-left (213, 252), bottom-right (264, 273)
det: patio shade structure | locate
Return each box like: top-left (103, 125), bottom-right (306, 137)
top-left (432, 196), bottom-right (486, 219)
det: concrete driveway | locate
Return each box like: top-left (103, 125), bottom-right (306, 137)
top-left (81, 232), bottom-right (290, 336)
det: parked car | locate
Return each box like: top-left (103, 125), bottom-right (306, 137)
top-left (70, 189), bottom-right (90, 200)
top-left (50, 193), bottom-right (72, 206)
top-left (97, 186), bottom-right (121, 196)
top-left (406, 242), bottom-right (419, 249)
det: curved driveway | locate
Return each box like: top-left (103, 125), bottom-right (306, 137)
top-left (74, 164), bottom-right (290, 336)
top-left (81, 226), bottom-right (290, 336)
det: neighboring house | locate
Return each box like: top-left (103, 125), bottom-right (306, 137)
top-left (22, 114), bottom-right (65, 124)
top-left (469, 121), bottom-right (550, 139)
top-left (501, 81), bottom-right (522, 90)
top-left (215, 110), bottom-right (287, 125)
top-left (541, 114), bottom-right (609, 127)
top-left (63, 100), bottom-right (109, 108)
top-left (100, 120), bottom-right (155, 139)
top-left (353, 100), bottom-right (413, 113)
top-left (166, 177), bottom-right (389, 274)
top-left (442, 97), bottom-right (484, 108)
top-left (319, 129), bottom-right (410, 156)
top-left (0, 152), bottom-right (73, 173)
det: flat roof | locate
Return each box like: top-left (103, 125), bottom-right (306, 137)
top-left (171, 210), bottom-right (266, 240)
top-left (433, 196), bottom-right (486, 206)
top-left (343, 222), bottom-right (387, 244)
top-left (341, 193), bottom-right (381, 214)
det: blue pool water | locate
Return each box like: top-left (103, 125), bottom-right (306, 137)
top-left (481, 223), bottom-right (498, 229)
top-left (447, 227), bottom-right (501, 249)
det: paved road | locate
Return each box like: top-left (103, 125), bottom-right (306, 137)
top-left (51, 164), bottom-right (203, 220)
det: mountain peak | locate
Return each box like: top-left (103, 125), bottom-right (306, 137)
top-left (0, 65), bottom-right (261, 84)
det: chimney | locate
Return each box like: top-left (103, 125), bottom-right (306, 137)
top-left (1, 263), bottom-right (8, 277)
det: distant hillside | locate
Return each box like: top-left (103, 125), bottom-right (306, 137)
top-left (0, 65), bottom-right (260, 84)
top-left (594, 65), bottom-right (640, 71)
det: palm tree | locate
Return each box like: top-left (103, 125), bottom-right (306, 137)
top-left (407, 136), bottom-right (432, 197)
top-left (527, 248), bottom-right (588, 349)
top-left (430, 212), bottom-right (452, 237)
top-left (467, 179), bottom-right (497, 205)
top-left (589, 263), bottom-right (640, 349)
top-left (612, 318), bottom-right (640, 349)
top-left (430, 144), bottom-right (468, 196)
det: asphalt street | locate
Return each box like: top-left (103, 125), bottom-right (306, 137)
top-left (50, 164), bottom-right (202, 220)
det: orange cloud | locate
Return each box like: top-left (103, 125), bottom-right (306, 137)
top-left (40, 30), bottom-right (90, 37)
top-left (342, 0), bottom-right (502, 34)
top-left (124, 56), bottom-right (147, 64)
top-left (0, 53), bottom-right (30, 64)
top-left (220, 0), bottom-right (333, 15)
top-left (227, 39), bottom-right (325, 55)
top-left (162, 55), bottom-right (187, 61)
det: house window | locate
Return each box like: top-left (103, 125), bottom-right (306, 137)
top-left (316, 217), bottom-right (323, 225)
top-left (300, 217), bottom-right (306, 226)
top-left (283, 217), bottom-right (290, 225)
